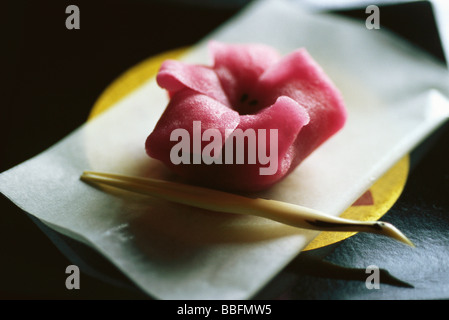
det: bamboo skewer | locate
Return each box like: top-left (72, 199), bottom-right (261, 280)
top-left (80, 171), bottom-right (414, 247)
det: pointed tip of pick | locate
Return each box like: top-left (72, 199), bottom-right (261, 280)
top-left (380, 222), bottom-right (415, 247)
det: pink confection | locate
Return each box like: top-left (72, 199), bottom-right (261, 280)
top-left (146, 41), bottom-right (347, 192)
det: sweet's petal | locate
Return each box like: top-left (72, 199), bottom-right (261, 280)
top-left (177, 96), bottom-right (309, 192)
top-left (146, 89), bottom-right (240, 164)
top-left (216, 96), bottom-right (309, 190)
top-left (238, 96), bottom-right (309, 157)
top-left (156, 59), bottom-right (230, 106)
top-left (257, 48), bottom-right (347, 158)
top-left (209, 41), bottom-right (281, 106)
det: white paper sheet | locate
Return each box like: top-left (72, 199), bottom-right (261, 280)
top-left (1, 0), bottom-right (449, 299)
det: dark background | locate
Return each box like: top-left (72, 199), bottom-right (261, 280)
top-left (1, 0), bottom-right (448, 299)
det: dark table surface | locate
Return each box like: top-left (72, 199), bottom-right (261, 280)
top-left (2, 0), bottom-right (448, 300)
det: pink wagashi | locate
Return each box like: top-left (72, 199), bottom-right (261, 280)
top-left (146, 41), bottom-right (347, 192)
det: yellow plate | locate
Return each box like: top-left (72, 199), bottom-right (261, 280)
top-left (88, 48), bottom-right (410, 251)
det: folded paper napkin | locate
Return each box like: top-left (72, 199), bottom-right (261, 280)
top-left (1, 0), bottom-right (449, 299)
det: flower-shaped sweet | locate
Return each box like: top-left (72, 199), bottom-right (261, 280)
top-left (146, 41), bottom-right (347, 192)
